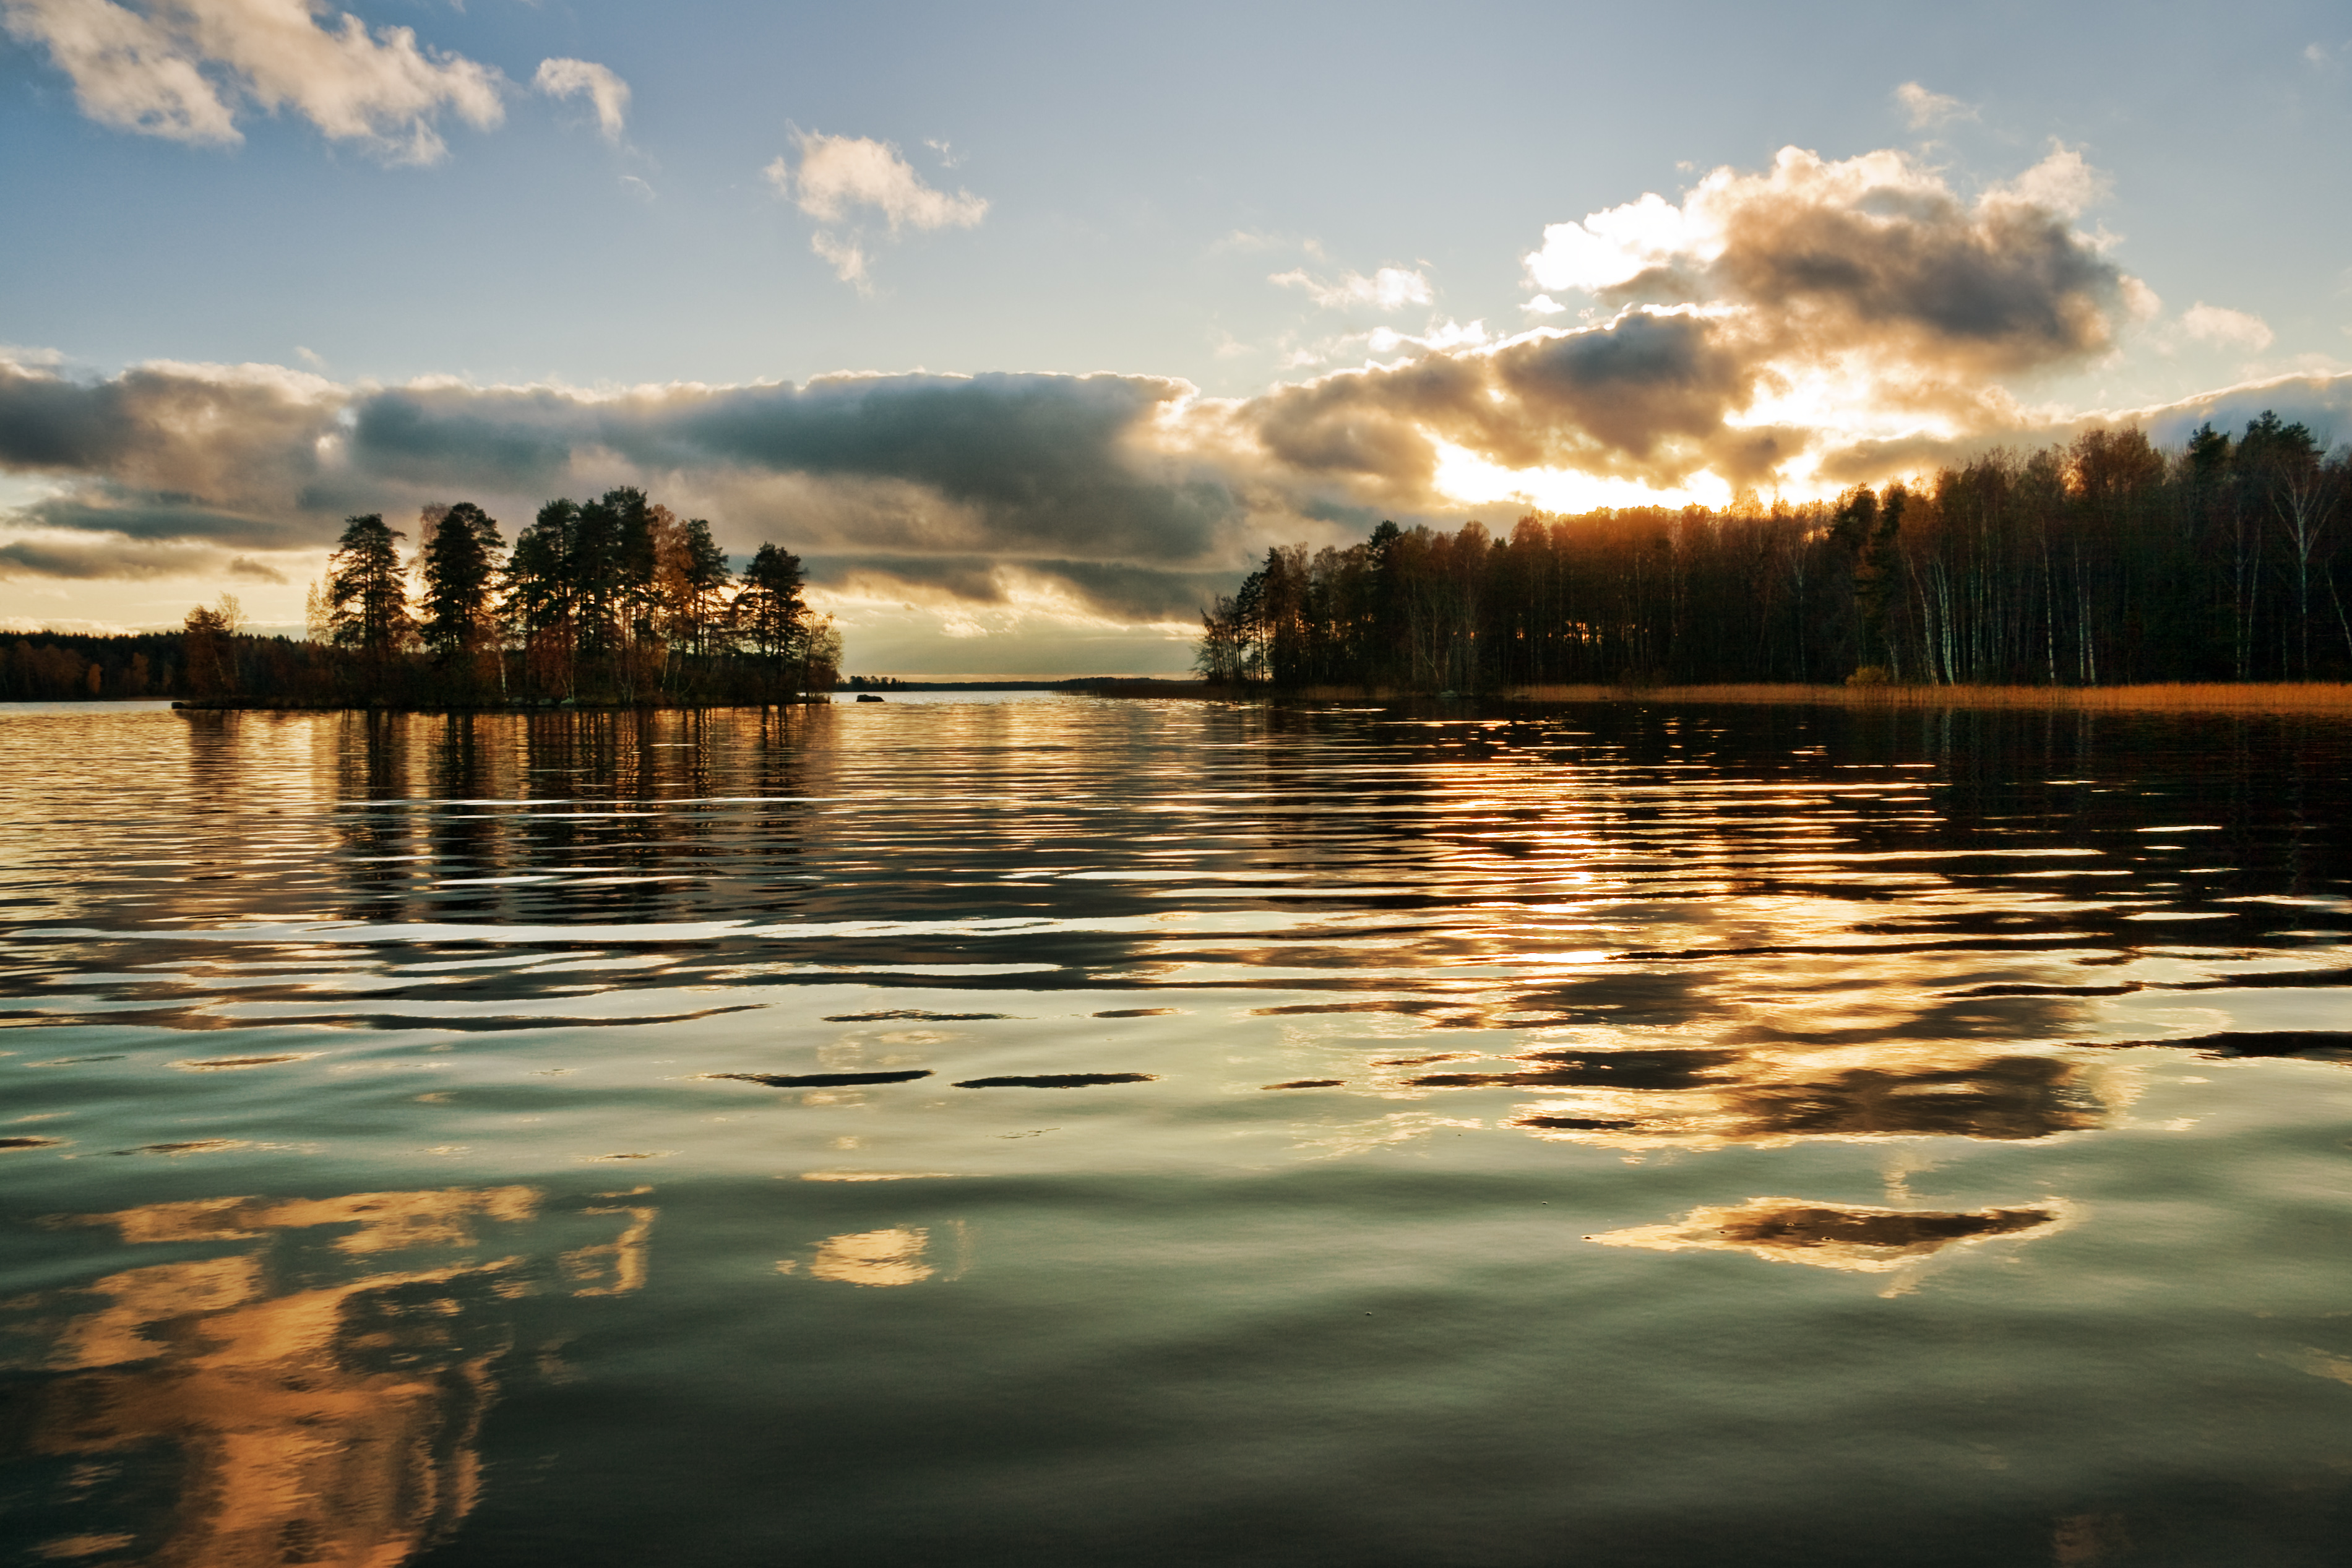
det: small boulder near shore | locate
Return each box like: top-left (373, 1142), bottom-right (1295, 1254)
top-left (856, 693), bottom-right (885, 702)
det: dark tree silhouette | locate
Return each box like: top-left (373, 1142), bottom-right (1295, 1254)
top-left (1198, 415), bottom-right (2351, 692)
top-left (325, 515), bottom-right (411, 664)
top-left (733, 543), bottom-right (807, 696)
top-left (418, 502), bottom-right (506, 679)
top-left (504, 500), bottom-right (579, 699)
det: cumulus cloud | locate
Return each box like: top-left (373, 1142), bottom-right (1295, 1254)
top-left (1510, 143), bottom-right (2153, 486)
top-left (1525, 192), bottom-right (1692, 295)
top-left (1702, 147), bottom-right (2132, 374)
top-left (1893, 81), bottom-right (1975, 130)
top-left (1, 0), bottom-right (506, 162)
top-left (1270, 265), bottom-right (1433, 311)
top-left (10, 348), bottom-right (2352, 618)
top-left (0, 0), bottom-right (236, 141)
top-left (533, 57), bottom-right (628, 143)
top-left (1528, 147), bottom-right (2135, 367)
top-left (765, 131), bottom-right (988, 286)
top-left (0, 354), bottom-right (1246, 620)
top-left (1247, 309), bottom-right (1773, 498)
top-left (0, 142), bottom-right (2265, 621)
top-left (0, 355), bottom-right (343, 541)
top-left (1988, 145), bottom-right (2108, 217)
top-left (2182, 302), bottom-right (2275, 351)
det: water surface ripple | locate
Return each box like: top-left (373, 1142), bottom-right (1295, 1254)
top-left (4, 697), bottom-right (2351, 1566)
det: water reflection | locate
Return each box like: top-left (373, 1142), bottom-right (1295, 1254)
top-left (1586, 1195), bottom-right (2068, 1272)
top-left (7, 701), bottom-right (2348, 1164)
top-left (0, 1184), bottom-right (655, 1567)
top-left (804, 1227), bottom-right (934, 1287)
top-left (4, 698), bottom-right (2352, 1562)
top-left (562, 1187), bottom-right (655, 1296)
top-left (1457, 1045), bottom-right (2113, 1148)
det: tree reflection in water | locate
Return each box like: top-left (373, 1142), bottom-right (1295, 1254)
top-left (0, 1184), bottom-right (654, 1568)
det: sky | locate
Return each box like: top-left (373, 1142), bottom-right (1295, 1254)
top-left (2, 0), bottom-right (2350, 676)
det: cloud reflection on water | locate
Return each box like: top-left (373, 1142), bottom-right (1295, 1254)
top-left (1, 700), bottom-right (2350, 1561)
top-left (806, 1226), bottom-right (934, 1288)
top-left (1585, 1195), bottom-right (2070, 1273)
top-left (0, 1183), bottom-right (657, 1568)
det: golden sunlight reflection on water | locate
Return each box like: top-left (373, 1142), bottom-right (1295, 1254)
top-left (6, 1184), bottom-right (588, 1567)
top-left (2, 698), bottom-right (2351, 1564)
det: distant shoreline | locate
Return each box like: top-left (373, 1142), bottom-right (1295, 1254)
top-left (135, 679), bottom-right (2352, 716)
top-left (159, 678), bottom-right (1217, 712)
top-left (1369, 681), bottom-right (2352, 715)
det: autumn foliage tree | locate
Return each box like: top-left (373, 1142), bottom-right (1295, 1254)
top-left (181, 595), bottom-right (241, 697)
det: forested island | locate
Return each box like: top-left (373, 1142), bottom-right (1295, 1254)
top-left (9, 418), bottom-right (2349, 707)
top-left (1197, 417), bottom-right (2350, 692)
top-left (3, 488), bottom-right (839, 707)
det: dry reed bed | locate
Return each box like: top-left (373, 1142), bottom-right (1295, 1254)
top-left (1494, 683), bottom-right (2352, 714)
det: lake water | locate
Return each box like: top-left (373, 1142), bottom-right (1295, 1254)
top-left (4, 696), bottom-right (2351, 1567)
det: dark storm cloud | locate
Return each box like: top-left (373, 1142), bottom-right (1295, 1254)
top-left (1500, 146), bottom-right (2156, 481)
top-left (0, 357), bottom-right (338, 506)
top-left (807, 554), bottom-right (1013, 605)
top-left (350, 372), bottom-right (1239, 562)
top-left (0, 535), bottom-right (233, 580)
top-left (1239, 147), bottom-right (2139, 501)
top-left (1249, 352), bottom-right (1483, 491)
top-left (347, 387), bottom-right (577, 494)
top-left (1489, 314), bottom-right (1754, 462)
top-left (13, 490), bottom-right (324, 551)
top-left (0, 358), bottom-right (1260, 611)
top-left (1811, 432), bottom-right (1994, 486)
top-left (1251, 309), bottom-right (1765, 493)
top-left (0, 360), bottom-right (126, 468)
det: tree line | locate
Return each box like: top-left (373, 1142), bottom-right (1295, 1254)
top-left (173, 488), bottom-right (835, 707)
top-left (4, 490), bottom-right (840, 706)
top-left (302, 487), bottom-right (840, 705)
top-left (1, 629), bottom-right (186, 700)
top-left (1197, 415), bottom-right (2351, 691)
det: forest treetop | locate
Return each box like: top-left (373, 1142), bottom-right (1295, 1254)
top-left (1199, 416), bottom-right (2348, 691)
top-left (174, 486), bottom-right (841, 706)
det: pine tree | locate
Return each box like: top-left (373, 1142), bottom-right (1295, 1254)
top-left (504, 501), bottom-right (579, 699)
top-left (325, 515), bottom-right (411, 662)
top-left (732, 543), bottom-right (806, 697)
top-left (418, 502), bottom-right (506, 665)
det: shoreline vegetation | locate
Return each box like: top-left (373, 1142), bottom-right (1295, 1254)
top-left (4, 488), bottom-right (845, 709)
top-left (1196, 417), bottom-right (2352, 694)
top-left (136, 679), bottom-right (2352, 716)
top-left (158, 677), bottom-right (1216, 711)
top-left (1326, 681), bottom-right (2352, 714)
top-left (9, 416), bottom-right (2352, 718)
top-left (142, 677), bottom-right (2352, 719)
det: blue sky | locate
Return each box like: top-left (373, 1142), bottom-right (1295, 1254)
top-left (3, 0), bottom-right (2350, 673)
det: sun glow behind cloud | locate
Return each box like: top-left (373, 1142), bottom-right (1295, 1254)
top-left (1429, 441), bottom-right (1735, 515)
top-left (1, 124), bottom-right (2340, 664)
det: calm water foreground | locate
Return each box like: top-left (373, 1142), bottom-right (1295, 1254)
top-left (2, 696), bottom-right (2350, 1567)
